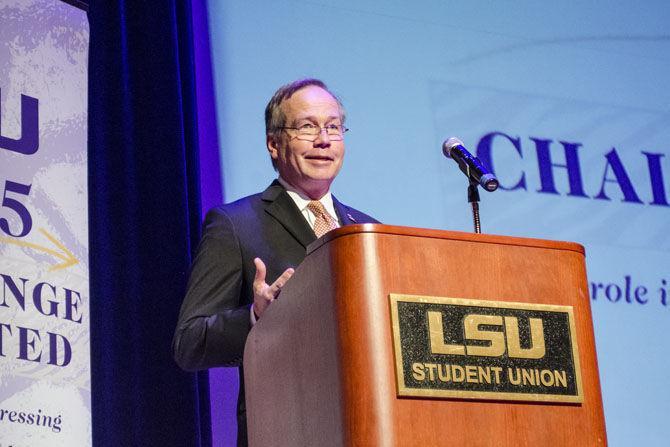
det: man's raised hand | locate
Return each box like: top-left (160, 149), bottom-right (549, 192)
top-left (252, 257), bottom-right (295, 319)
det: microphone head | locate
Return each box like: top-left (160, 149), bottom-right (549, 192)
top-left (480, 174), bottom-right (499, 192)
top-left (442, 137), bottom-right (464, 158)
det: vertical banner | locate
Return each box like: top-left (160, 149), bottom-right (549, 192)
top-left (0, 1), bottom-right (90, 446)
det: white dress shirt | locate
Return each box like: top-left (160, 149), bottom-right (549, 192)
top-left (277, 177), bottom-right (341, 228)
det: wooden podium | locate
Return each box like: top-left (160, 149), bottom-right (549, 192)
top-left (244, 225), bottom-right (607, 446)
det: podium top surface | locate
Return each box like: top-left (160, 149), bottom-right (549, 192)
top-left (307, 224), bottom-right (585, 256)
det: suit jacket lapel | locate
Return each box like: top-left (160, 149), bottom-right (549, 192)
top-left (262, 181), bottom-right (316, 248)
top-left (333, 195), bottom-right (357, 226)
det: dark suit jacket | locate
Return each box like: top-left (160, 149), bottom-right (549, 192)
top-left (172, 180), bottom-right (378, 446)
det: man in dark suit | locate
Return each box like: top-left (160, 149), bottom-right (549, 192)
top-left (172, 78), bottom-right (378, 446)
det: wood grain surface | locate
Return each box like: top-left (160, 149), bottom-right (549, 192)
top-left (244, 224), bottom-right (606, 446)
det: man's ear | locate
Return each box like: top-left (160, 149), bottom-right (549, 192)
top-left (267, 135), bottom-right (279, 160)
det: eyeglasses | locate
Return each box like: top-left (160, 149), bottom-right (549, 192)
top-left (279, 123), bottom-right (349, 141)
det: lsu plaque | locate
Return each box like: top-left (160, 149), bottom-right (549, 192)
top-left (389, 294), bottom-right (583, 403)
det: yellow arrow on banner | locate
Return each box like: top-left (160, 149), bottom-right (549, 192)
top-left (0, 228), bottom-right (79, 271)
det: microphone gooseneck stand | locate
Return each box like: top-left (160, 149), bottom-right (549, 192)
top-left (441, 136), bottom-right (499, 233)
top-left (468, 181), bottom-right (482, 234)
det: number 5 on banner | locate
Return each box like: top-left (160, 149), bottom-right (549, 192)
top-left (0, 180), bottom-right (32, 237)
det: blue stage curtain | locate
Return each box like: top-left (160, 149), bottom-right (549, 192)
top-left (87, 1), bottom-right (211, 445)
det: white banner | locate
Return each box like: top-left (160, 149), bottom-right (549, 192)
top-left (0, 1), bottom-right (90, 446)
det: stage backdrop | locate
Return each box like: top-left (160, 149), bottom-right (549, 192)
top-left (0, 1), bottom-right (90, 446)
top-left (203, 1), bottom-right (669, 445)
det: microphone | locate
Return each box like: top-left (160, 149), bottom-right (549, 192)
top-left (442, 137), bottom-right (499, 192)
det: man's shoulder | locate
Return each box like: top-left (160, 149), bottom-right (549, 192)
top-left (333, 197), bottom-right (380, 225)
top-left (205, 192), bottom-right (263, 223)
top-left (204, 182), bottom-right (285, 222)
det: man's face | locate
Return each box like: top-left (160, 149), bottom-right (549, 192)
top-left (268, 86), bottom-right (345, 199)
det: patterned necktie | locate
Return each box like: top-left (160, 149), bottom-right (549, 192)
top-left (307, 200), bottom-right (338, 237)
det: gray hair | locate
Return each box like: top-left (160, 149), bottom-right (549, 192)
top-left (265, 78), bottom-right (346, 169)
